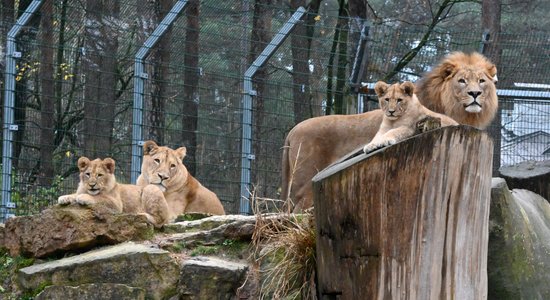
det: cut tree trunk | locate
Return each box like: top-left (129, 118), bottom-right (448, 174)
top-left (312, 126), bottom-right (493, 299)
top-left (499, 160), bottom-right (550, 202)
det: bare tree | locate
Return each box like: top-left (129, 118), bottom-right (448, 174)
top-left (82, 0), bottom-right (120, 158)
top-left (38, 0), bottom-right (54, 186)
top-left (181, 0), bottom-right (200, 175)
top-left (148, 0), bottom-right (173, 145)
top-left (482, 0), bottom-right (502, 175)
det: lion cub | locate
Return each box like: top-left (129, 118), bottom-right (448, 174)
top-left (363, 81), bottom-right (458, 153)
top-left (58, 157), bottom-right (170, 228)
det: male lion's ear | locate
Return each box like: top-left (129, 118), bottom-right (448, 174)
top-left (374, 81), bottom-right (389, 97)
top-left (176, 147), bottom-right (187, 161)
top-left (401, 81), bottom-right (415, 97)
top-left (143, 140), bottom-right (159, 155)
top-left (103, 158), bottom-right (116, 174)
top-left (77, 157), bottom-right (90, 171)
top-left (439, 62), bottom-right (456, 79)
top-left (487, 64), bottom-right (498, 83)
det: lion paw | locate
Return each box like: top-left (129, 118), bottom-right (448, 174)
top-left (75, 195), bottom-right (94, 206)
top-left (57, 195), bottom-right (76, 205)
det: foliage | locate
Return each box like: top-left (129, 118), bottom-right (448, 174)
top-left (12, 176), bottom-right (64, 216)
top-left (0, 250), bottom-right (35, 299)
top-left (251, 211), bottom-right (317, 300)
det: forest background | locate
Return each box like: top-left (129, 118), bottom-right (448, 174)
top-left (0, 0), bottom-right (548, 216)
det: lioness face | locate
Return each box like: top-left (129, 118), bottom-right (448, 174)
top-left (375, 81), bottom-right (414, 120)
top-left (452, 68), bottom-right (496, 114)
top-left (77, 157), bottom-right (116, 195)
top-left (141, 141), bottom-right (188, 192)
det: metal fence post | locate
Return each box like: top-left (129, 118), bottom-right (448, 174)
top-left (239, 7), bottom-right (306, 214)
top-left (131, 0), bottom-right (188, 184)
top-left (1, 0), bottom-right (44, 222)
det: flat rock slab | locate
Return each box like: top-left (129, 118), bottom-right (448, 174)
top-left (2, 205), bottom-right (154, 258)
top-left (36, 283), bottom-right (146, 300)
top-left (178, 256), bottom-right (248, 299)
top-left (18, 242), bottom-right (179, 300)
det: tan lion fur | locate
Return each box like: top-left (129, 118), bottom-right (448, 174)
top-left (363, 81), bottom-right (458, 153)
top-left (58, 157), bottom-right (170, 228)
top-left (415, 51), bottom-right (498, 130)
top-left (282, 51), bottom-right (498, 212)
top-left (137, 141), bottom-right (225, 219)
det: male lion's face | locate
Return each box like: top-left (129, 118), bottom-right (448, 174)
top-left (450, 67), bottom-right (496, 114)
top-left (77, 157), bottom-right (116, 195)
top-left (141, 141), bottom-right (188, 192)
top-left (375, 81), bottom-right (415, 120)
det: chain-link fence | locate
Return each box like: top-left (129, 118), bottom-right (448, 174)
top-left (0, 0), bottom-right (549, 218)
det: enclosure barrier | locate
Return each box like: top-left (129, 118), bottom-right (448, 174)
top-left (131, 0), bottom-right (189, 184)
top-left (239, 6), bottom-right (306, 214)
top-left (1, 0), bottom-right (44, 222)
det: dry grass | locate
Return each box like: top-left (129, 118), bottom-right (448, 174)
top-left (249, 194), bottom-right (317, 300)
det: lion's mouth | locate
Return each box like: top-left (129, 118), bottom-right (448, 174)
top-left (87, 188), bottom-right (100, 195)
top-left (464, 101), bottom-right (482, 113)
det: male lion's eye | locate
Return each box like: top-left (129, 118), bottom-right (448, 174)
top-left (154, 159), bottom-right (160, 164)
top-left (97, 173), bottom-right (103, 177)
top-left (479, 78), bottom-right (485, 83)
top-left (170, 164), bottom-right (176, 169)
top-left (396, 98), bottom-right (402, 103)
top-left (384, 98), bottom-right (390, 102)
top-left (85, 172), bottom-right (90, 177)
top-left (458, 78), bottom-right (466, 84)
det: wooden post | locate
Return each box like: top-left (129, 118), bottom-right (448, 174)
top-left (312, 126), bottom-right (493, 299)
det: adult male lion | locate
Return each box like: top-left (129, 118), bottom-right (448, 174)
top-left (282, 51), bottom-right (498, 212)
top-left (58, 157), bottom-right (170, 228)
top-left (137, 140), bottom-right (225, 219)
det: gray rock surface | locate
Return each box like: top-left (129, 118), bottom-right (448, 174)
top-left (35, 283), bottom-right (146, 300)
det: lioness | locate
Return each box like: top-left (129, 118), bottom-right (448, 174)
top-left (58, 157), bottom-right (169, 228)
top-left (363, 81), bottom-right (458, 153)
top-left (137, 140), bottom-right (225, 219)
top-left (282, 51), bottom-right (498, 212)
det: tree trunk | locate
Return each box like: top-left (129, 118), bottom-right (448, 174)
top-left (181, 0), bottom-right (200, 175)
top-left (313, 126), bottom-right (493, 299)
top-left (499, 160), bottom-right (550, 202)
top-left (482, 0), bottom-right (502, 175)
top-left (249, 0), bottom-right (272, 194)
top-left (38, 0), bottom-right (55, 186)
top-left (82, 0), bottom-right (120, 158)
top-left (148, 0), bottom-right (172, 145)
top-left (290, 0), bottom-right (310, 124)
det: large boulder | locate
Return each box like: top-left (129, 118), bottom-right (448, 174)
top-left (18, 242), bottom-right (179, 299)
top-left (35, 283), bottom-right (146, 300)
top-left (177, 256), bottom-right (248, 299)
top-left (1, 205), bottom-right (154, 258)
top-left (488, 178), bottom-right (550, 299)
top-left (499, 160), bottom-right (550, 203)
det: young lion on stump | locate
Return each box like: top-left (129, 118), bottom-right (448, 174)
top-left (58, 157), bottom-right (170, 228)
top-left (363, 81), bottom-right (458, 153)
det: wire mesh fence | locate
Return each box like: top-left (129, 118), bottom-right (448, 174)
top-left (0, 0), bottom-right (549, 218)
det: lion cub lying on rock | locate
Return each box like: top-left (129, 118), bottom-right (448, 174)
top-left (137, 140), bottom-right (225, 219)
top-left (58, 157), bottom-right (169, 228)
top-left (363, 81), bottom-right (458, 153)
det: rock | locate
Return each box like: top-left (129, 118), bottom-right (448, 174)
top-left (499, 160), bottom-right (550, 202)
top-left (35, 283), bottom-right (146, 300)
top-left (177, 256), bottom-right (248, 299)
top-left (488, 178), bottom-right (550, 299)
top-left (1, 205), bottom-right (154, 258)
top-left (18, 242), bottom-right (179, 299)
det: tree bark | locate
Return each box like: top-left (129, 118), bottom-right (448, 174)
top-left (82, 0), bottom-right (120, 158)
top-left (482, 0), bottom-right (502, 175)
top-left (38, 0), bottom-right (55, 186)
top-left (499, 160), bottom-right (550, 202)
top-left (313, 126), bottom-right (493, 299)
top-left (181, 0), bottom-right (200, 175)
top-left (148, 0), bottom-right (172, 145)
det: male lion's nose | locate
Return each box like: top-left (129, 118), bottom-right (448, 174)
top-left (468, 91), bottom-right (482, 99)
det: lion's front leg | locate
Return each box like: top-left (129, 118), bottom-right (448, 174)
top-left (363, 127), bottom-right (415, 153)
top-left (58, 194), bottom-right (77, 205)
top-left (74, 193), bottom-right (99, 207)
top-left (141, 184), bottom-right (170, 227)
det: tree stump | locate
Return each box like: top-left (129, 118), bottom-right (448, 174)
top-left (499, 160), bottom-right (550, 202)
top-left (312, 126), bottom-right (493, 299)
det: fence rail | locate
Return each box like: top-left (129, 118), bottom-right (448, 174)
top-left (0, 1), bottom-right (548, 220)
